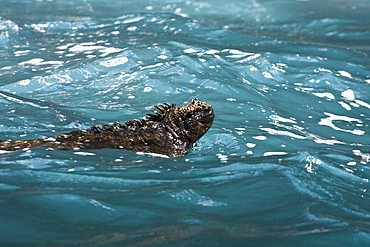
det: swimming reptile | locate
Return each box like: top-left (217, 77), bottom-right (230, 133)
top-left (0, 99), bottom-right (214, 157)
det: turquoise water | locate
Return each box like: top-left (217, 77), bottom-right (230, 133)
top-left (1, 0), bottom-right (370, 246)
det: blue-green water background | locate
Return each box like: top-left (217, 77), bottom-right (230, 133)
top-left (1, 0), bottom-right (370, 246)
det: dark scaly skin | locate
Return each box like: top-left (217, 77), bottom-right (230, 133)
top-left (0, 99), bottom-right (214, 157)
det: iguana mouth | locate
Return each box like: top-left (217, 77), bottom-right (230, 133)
top-left (198, 107), bottom-right (214, 123)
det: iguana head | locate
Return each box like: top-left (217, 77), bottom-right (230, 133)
top-left (146, 99), bottom-right (214, 144)
top-left (180, 99), bottom-right (214, 143)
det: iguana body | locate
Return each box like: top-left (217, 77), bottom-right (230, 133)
top-left (0, 99), bottom-right (214, 157)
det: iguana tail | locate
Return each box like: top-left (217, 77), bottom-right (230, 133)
top-left (0, 138), bottom-right (45, 151)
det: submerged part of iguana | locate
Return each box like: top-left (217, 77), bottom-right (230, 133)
top-left (0, 99), bottom-right (214, 157)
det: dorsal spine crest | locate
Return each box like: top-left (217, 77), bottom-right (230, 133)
top-left (145, 103), bottom-right (177, 122)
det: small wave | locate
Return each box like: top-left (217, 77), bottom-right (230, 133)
top-left (161, 189), bottom-right (227, 207)
top-left (0, 17), bottom-right (19, 46)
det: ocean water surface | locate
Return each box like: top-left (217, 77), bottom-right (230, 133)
top-left (1, 0), bottom-right (370, 246)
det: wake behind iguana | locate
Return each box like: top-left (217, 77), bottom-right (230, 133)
top-left (0, 99), bottom-right (214, 157)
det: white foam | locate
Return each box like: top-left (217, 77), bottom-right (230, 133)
top-left (318, 112), bottom-right (364, 135)
top-left (312, 92), bottom-right (335, 100)
top-left (136, 152), bottom-right (170, 158)
top-left (269, 114), bottom-right (297, 123)
top-left (246, 143), bottom-right (256, 148)
top-left (183, 48), bottom-right (198, 54)
top-left (338, 70), bottom-right (352, 79)
top-left (263, 152), bottom-right (288, 156)
top-left (100, 57), bottom-right (128, 67)
top-left (341, 89), bottom-right (355, 100)
top-left (261, 128), bottom-right (306, 139)
top-left (252, 135), bottom-right (267, 140)
top-left (74, 151), bottom-right (96, 156)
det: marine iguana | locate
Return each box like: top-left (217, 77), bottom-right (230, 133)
top-left (0, 99), bottom-right (214, 157)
